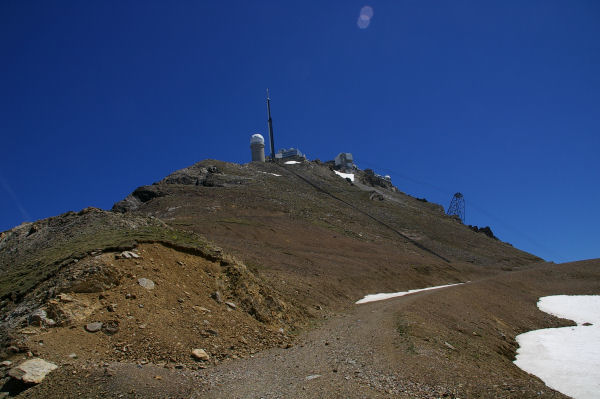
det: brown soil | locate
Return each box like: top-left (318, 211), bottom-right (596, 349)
top-left (1, 159), bottom-right (597, 398)
top-left (9, 259), bottom-right (599, 398)
top-left (15, 243), bottom-right (303, 368)
top-left (113, 159), bottom-right (541, 313)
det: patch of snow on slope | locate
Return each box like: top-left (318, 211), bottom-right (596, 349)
top-left (258, 171), bottom-right (282, 177)
top-left (356, 282), bottom-right (464, 304)
top-left (284, 160), bottom-right (301, 165)
top-left (333, 170), bottom-right (355, 182)
top-left (514, 295), bottom-right (600, 399)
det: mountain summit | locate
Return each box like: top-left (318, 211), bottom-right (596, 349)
top-left (0, 159), bottom-right (597, 398)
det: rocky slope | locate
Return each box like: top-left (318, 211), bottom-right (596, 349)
top-left (112, 159), bottom-right (541, 310)
top-left (1, 158), bottom-right (595, 398)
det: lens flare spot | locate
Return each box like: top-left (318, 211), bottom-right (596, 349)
top-left (357, 5), bottom-right (374, 29)
top-left (360, 6), bottom-right (374, 19)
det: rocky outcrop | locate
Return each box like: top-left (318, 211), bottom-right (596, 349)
top-left (8, 358), bottom-right (57, 384)
top-left (359, 169), bottom-right (396, 191)
top-left (469, 225), bottom-right (498, 240)
top-left (112, 185), bottom-right (166, 213)
top-left (112, 163), bottom-right (252, 212)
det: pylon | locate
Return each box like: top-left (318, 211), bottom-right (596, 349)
top-left (447, 192), bottom-right (465, 223)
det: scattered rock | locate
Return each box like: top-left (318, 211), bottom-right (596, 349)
top-left (116, 251), bottom-right (141, 259)
top-left (102, 320), bottom-right (120, 335)
top-left (369, 192), bottom-right (385, 201)
top-left (137, 278), bottom-right (155, 290)
top-left (28, 309), bottom-right (56, 327)
top-left (444, 341), bottom-right (456, 351)
top-left (8, 358), bottom-right (58, 384)
top-left (305, 374), bottom-right (321, 381)
top-left (57, 293), bottom-right (74, 302)
top-left (200, 329), bottom-right (218, 337)
top-left (583, 322), bottom-right (593, 326)
top-left (125, 293), bottom-right (136, 300)
top-left (68, 353), bottom-right (77, 359)
top-left (191, 348), bottom-right (210, 361)
top-left (85, 322), bottom-right (103, 333)
top-left (107, 304), bottom-right (117, 312)
top-left (211, 291), bottom-right (222, 303)
top-left (0, 361), bottom-right (12, 368)
top-left (225, 301), bottom-right (237, 310)
top-left (468, 225), bottom-right (498, 240)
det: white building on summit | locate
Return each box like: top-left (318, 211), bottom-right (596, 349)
top-left (335, 153), bottom-right (355, 171)
top-left (250, 134), bottom-right (265, 162)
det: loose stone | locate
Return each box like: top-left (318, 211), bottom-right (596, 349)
top-left (191, 348), bottom-right (210, 361)
top-left (85, 322), bottom-right (103, 333)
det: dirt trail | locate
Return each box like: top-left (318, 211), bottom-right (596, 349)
top-left (190, 277), bottom-right (570, 399)
top-left (193, 290), bottom-right (439, 399)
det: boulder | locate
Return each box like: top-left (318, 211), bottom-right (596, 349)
top-left (191, 348), bottom-right (210, 361)
top-left (85, 322), bottom-right (103, 333)
top-left (137, 278), bottom-right (155, 290)
top-left (8, 358), bottom-right (58, 384)
top-left (28, 309), bottom-right (56, 327)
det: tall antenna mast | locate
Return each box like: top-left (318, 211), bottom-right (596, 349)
top-left (266, 88), bottom-right (275, 160)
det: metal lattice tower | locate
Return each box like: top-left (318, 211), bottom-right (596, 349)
top-left (447, 192), bottom-right (465, 223)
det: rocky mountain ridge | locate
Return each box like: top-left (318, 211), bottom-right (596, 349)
top-left (2, 158), bottom-right (585, 398)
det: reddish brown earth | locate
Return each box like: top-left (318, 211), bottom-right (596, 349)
top-left (1, 159), bottom-right (598, 398)
top-left (9, 259), bottom-right (600, 399)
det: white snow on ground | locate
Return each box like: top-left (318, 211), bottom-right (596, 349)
top-left (514, 295), bottom-right (600, 399)
top-left (284, 160), bottom-right (301, 165)
top-left (333, 170), bottom-right (355, 182)
top-left (355, 282), bottom-right (464, 304)
top-left (257, 171), bottom-right (282, 177)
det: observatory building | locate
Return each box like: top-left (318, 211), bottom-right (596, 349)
top-left (250, 134), bottom-right (265, 162)
top-left (335, 153), bottom-right (355, 172)
top-left (274, 147), bottom-right (306, 161)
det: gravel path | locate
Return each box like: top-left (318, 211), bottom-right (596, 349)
top-left (191, 288), bottom-right (459, 399)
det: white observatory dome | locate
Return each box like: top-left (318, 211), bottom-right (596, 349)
top-left (250, 134), bottom-right (264, 145)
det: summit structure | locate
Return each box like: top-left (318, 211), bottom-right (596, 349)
top-left (266, 89), bottom-right (275, 160)
top-left (250, 134), bottom-right (265, 162)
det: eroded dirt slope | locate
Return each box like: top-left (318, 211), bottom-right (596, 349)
top-left (113, 159), bottom-right (541, 312)
top-left (11, 259), bottom-right (599, 399)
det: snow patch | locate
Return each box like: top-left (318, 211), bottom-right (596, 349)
top-left (284, 160), bottom-right (301, 165)
top-left (355, 282), bottom-right (465, 304)
top-left (333, 170), bottom-right (355, 182)
top-left (514, 295), bottom-right (600, 399)
top-left (257, 171), bottom-right (282, 177)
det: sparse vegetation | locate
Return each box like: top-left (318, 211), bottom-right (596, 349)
top-left (0, 210), bottom-right (218, 300)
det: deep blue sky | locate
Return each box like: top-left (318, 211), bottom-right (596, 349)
top-left (1, 1), bottom-right (599, 263)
